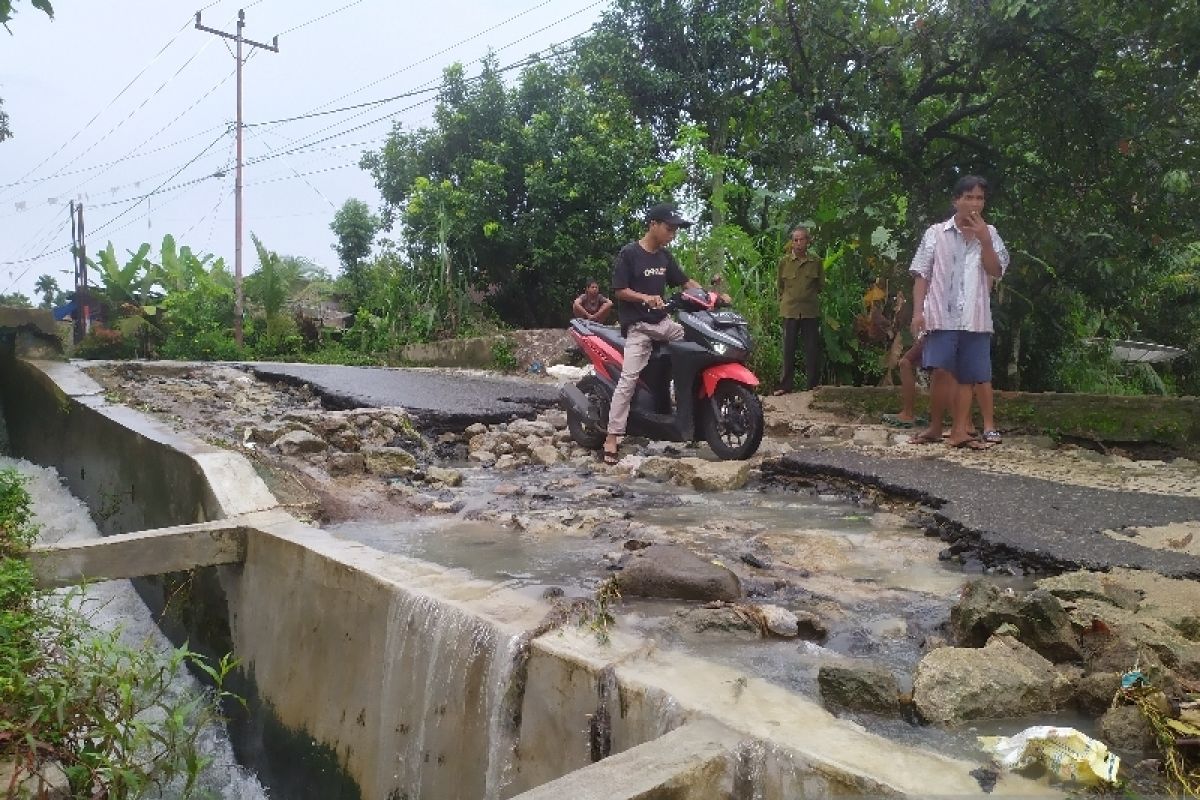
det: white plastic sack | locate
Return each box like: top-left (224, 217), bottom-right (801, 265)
top-left (546, 364), bottom-right (591, 382)
top-left (978, 725), bottom-right (1120, 786)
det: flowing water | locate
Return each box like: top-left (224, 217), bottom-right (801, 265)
top-left (324, 462), bottom-right (1062, 763)
top-left (1, 455), bottom-right (269, 800)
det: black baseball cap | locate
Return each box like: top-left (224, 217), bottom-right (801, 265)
top-left (646, 202), bottom-right (692, 228)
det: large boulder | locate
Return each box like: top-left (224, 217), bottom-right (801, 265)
top-left (362, 446), bottom-right (418, 475)
top-left (1037, 571), bottom-right (1142, 611)
top-left (327, 452), bottom-right (366, 476)
top-left (272, 429), bottom-right (327, 455)
top-left (912, 635), bottom-right (1078, 724)
top-left (426, 466), bottom-right (463, 487)
top-left (618, 545), bottom-right (741, 602)
top-left (508, 419), bottom-right (556, 438)
top-left (818, 663), bottom-right (902, 713)
top-left (637, 456), bottom-right (677, 483)
top-left (1059, 596), bottom-right (1200, 678)
top-left (1038, 569), bottom-right (1200, 678)
top-left (0, 759), bottom-right (69, 799)
top-left (670, 458), bottom-right (751, 492)
top-left (950, 581), bottom-right (1083, 663)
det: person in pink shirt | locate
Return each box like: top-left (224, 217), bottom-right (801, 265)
top-left (908, 176), bottom-right (1009, 449)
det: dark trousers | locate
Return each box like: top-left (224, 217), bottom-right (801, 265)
top-left (780, 316), bottom-right (821, 391)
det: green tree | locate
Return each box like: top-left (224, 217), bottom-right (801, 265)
top-left (362, 54), bottom-right (655, 328)
top-left (151, 233), bottom-right (218, 295)
top-left (763, 0), bottom-right (1200, 390)
top-left (33, 274), bottom-right (59, 309)
top-left (0, 291), bottom-right (32, 307)
top-left (329, 198), bottom-right (379, 311)
top-left (578, 0), bottom-right (771, 228)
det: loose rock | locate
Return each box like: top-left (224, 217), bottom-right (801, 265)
top-left (617, 545), bottom-right (741, 602)
top-left (818, 663), bottom-right (902, 713)
top-left (912, 635), bottom-right (1078, 724)
top-left (272, 430), bottom-right (327, 455)
top-left (1099, 705), bottom-right (1157, 757)
top-left (362, 446), bottom-right (418, 476)
top-left (950, 581), bottom-right (1083, 663)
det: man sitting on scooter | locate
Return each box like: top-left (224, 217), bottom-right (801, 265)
top-left (601, 202), bottom-right (727, 464)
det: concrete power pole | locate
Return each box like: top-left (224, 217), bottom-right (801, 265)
top-left (195, 9), bottom-right (278, 348)
top-left (68, 201), bottom-right (89, 343)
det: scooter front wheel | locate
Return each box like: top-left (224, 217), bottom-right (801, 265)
top-left (566, 379), bottom-right (608, 449)
top-left (701, 380), bottom-right (764, 460)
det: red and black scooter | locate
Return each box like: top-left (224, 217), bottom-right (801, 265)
top-left (560, 288), bottom-right (764, 460)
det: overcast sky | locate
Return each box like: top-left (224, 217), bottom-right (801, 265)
top-left (0, 0), bottom-right (606, 301)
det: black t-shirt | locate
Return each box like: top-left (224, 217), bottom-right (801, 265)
top-left (611, 242), bottom-right (688, 330)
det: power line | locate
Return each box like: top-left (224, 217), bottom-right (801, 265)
top-left (243, 125), bottom-right (337, 209)
top-left (277, 0), bottom-right (369, 36)
top-left (239, 24), bottom-right (597, 170)
top-left (0, 15), bottom-right (200, 205)
top-left (60, 67), bottom-right (239, 202)
top-left (90, 128), bottom-right (231, 238)
top-left (0, 127), bottom-right (231, 284)
top-left (243, 85), bottom-right (439, 128)
top-left (21, 36), bottom-right (223, 193)
top-left (308, 0), bottom-right (557, 113)
top-left (0, 126), bottom-right (227, 192)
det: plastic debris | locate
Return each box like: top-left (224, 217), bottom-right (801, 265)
top-left (979, 726), bottom-right (1120, 786)
top-left (1121, 669), bottom-right (1146, 689)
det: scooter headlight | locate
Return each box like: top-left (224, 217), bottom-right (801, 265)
top-left (713, 342), bottom-right (728, 354)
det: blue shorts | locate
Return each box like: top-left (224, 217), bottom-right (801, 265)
top-left (922, 330), bottom-right (992, 384)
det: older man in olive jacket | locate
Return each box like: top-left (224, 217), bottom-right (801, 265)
top-left (775, 226), bottom-right (824, 394)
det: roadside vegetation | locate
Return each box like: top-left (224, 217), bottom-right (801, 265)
top-left (22, 0), bottom-right (1197, 395)
top-left (0, 468), bottom-right (238, 798)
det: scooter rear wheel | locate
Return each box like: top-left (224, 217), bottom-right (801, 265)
top-left (566, 379), bottom-right (608, 450)
top-left (701, 380), bottom-right (764, 460)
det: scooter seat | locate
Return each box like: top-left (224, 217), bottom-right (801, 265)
top-left (590, 324), bottom-right (625, 351)
top-left (571, 319), bottom-right (670, 359)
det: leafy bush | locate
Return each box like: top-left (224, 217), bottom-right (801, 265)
top-left (491, 337), bottom-right (519, 371)
top-left (73, 326), bottom-right (136, 360)
top-left (0, 469), bottom-right (239, 797)
top-left (159, 281), bottom-right (240, 361)
top-left (250, 314), bottom-right (303, 359)
top-left (292, 341), bottom-right (384, 366)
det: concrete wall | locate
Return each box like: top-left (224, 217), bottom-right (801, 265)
top-left (7, 357), bottom-right (1060, 799)
top-left (0, 358), bottom-right (275, 533)
top-left (400, 335), bottom-right (507, 369)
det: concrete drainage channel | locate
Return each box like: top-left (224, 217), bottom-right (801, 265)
top-left (1, 357), bottom-right (1058, 799)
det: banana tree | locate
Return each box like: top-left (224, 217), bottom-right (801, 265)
top-left (152, 234), bottom-right (216, 295)
top-left (88, 242), bottom-right (156, 306)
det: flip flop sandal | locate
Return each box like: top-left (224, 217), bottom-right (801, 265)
top-left (881, 413), bottom-right (916, 429)
top-left (771, 389), bottom-right (792, 397)
top-left (601, 448), bottom-right (620, 465)
top-left (982, 430), bottom-right (1003, 444)
top-left (949, 438), bottom-right (992, 450)
top-left (909, 432), bottom-right (943, 445)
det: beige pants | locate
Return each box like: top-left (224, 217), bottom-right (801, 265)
top-left (607, 317), bottom-right (684, 436)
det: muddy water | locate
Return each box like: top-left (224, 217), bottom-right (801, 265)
top-left (324, 462), bottom-right (1064, 762)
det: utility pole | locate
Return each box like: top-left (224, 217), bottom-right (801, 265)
top-left (69, 200), bottom-right (89, 343)
top-left (195, 9), bottom-right (278, 348)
